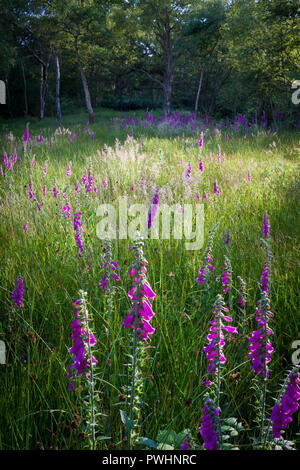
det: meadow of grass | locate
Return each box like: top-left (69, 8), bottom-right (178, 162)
top-left (0, 108), bottom-right (299, 450)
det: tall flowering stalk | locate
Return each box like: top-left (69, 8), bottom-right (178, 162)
top-left (197, 222), bottom-right (219, 290)
top-left (249, 228), bottom-right (274, 445)
top-left (74, 211), bottom-right (84, 258)
top-left (67, 291), bottom-right (98, 449)
top-left (204, 294), bottom-right (237, 385)
top-left (99, 240), bottom-right (120, 318)
top-left (186, 162), bottom-right (192, 179)
top-left (148, 187), bottom-right (159, 229)
top-left (221, 256), bottom-right (233, 314)
top-left (203, 295), bottom-right (237, 449)
top-left (249, 276), bottom-right (274, 378)
top-left (263, 212), bottom-right (270, 238)
top-left (123, 238), bottom-right (156, 448)
top-left (224, 230), bottom-right (230, 245)
top-left (237, 276), bottom-right (247, 337)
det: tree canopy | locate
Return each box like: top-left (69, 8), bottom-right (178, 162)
top-left (0, 0), bottom-right (299, 124)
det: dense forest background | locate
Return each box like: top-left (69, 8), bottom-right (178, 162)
top-left (0, 0), bottom-right (299, 125)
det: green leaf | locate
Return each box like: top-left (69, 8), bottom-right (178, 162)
top-left (138, 437), bottom-right (158, 449)
top-left (157, 429), bottom-right (177, 446)
top-left (158, 443), bottom-right (174, 450)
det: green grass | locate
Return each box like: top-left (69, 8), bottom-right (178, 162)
top-left (0, 109), bottom-right (299, 450)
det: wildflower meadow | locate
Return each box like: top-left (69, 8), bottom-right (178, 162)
top-left (0, 109), bottom-right (299, 452)
top-left (0, 0), bottom-right (300, 457)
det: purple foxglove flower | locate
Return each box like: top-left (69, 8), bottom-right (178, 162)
top-left (204, 299), bottom-right (237, 375)
top-left (66, 163), bottom-right (72, 176)
top-left (29, 183), bottom-right (35, 199)
top-left (263, 213), bottom-right (270, 238)
top-left (148, 188), bottom-right (159, 229)
top-left (199, 400), bottom-right (219, 450)
top-left (12, 276), bottom-right (24, 308)
top-left (62, 199), bottom-right (71, 219)
top-left (270, 372), bottom-right (300, 438)
top-left (249, 272), bottom-right (274, 378)
top-left (213, 181), bottom-right (220, 194)
top-left (67, 296), bottom-right (98, 390)
top-left (186, 163), bottom-right (192, 179)
top-left (24, 126), bottom-right (30, 143)
top-left (260, 260), bottom-right (268, 292)
top-left (74, 212), bottom-right (84, 258)
top-left (224, 231), bottom-right (230, 245)
top-left (222, 266), bottom-right (229, 294)
top-left (123, 254), bottom-right (156, 341)
top-left (53, 185), bottom-right (60, 198)
top-left (180, 439), bottom-right (190, 450)
top-left (99, 243), bottom-right (120, 293)
top-left (42, 161), bottom-right (47, 179)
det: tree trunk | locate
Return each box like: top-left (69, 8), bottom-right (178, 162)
top-left (55, 54), bottom-right (62, 122)
top-left (5, 76), bottom-right (13, 118)
top-left (297, 111), bottom-right (300, 129)
top-left (75, 38), bottom-right (94, 125)
top-left (269, 97), bottom-right (277, 129)
top-left (163, 81), bottom-right (172, 115)
top-left (195, 65), bottom-right (204, 116)
top-left (162, 43), bottom-right (175, 116)
top-left (39, 59), bottom-right (50, 121)
top-left (20, 58), bottom-right (28, 117)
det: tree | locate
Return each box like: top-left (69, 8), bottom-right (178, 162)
top-left (129, 0), bottom-right (194, 114)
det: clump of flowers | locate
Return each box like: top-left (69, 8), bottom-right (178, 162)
top-left (270, 370), bottom-right (300, 439)
top-left (12, 275), bottom-right (24, 308)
